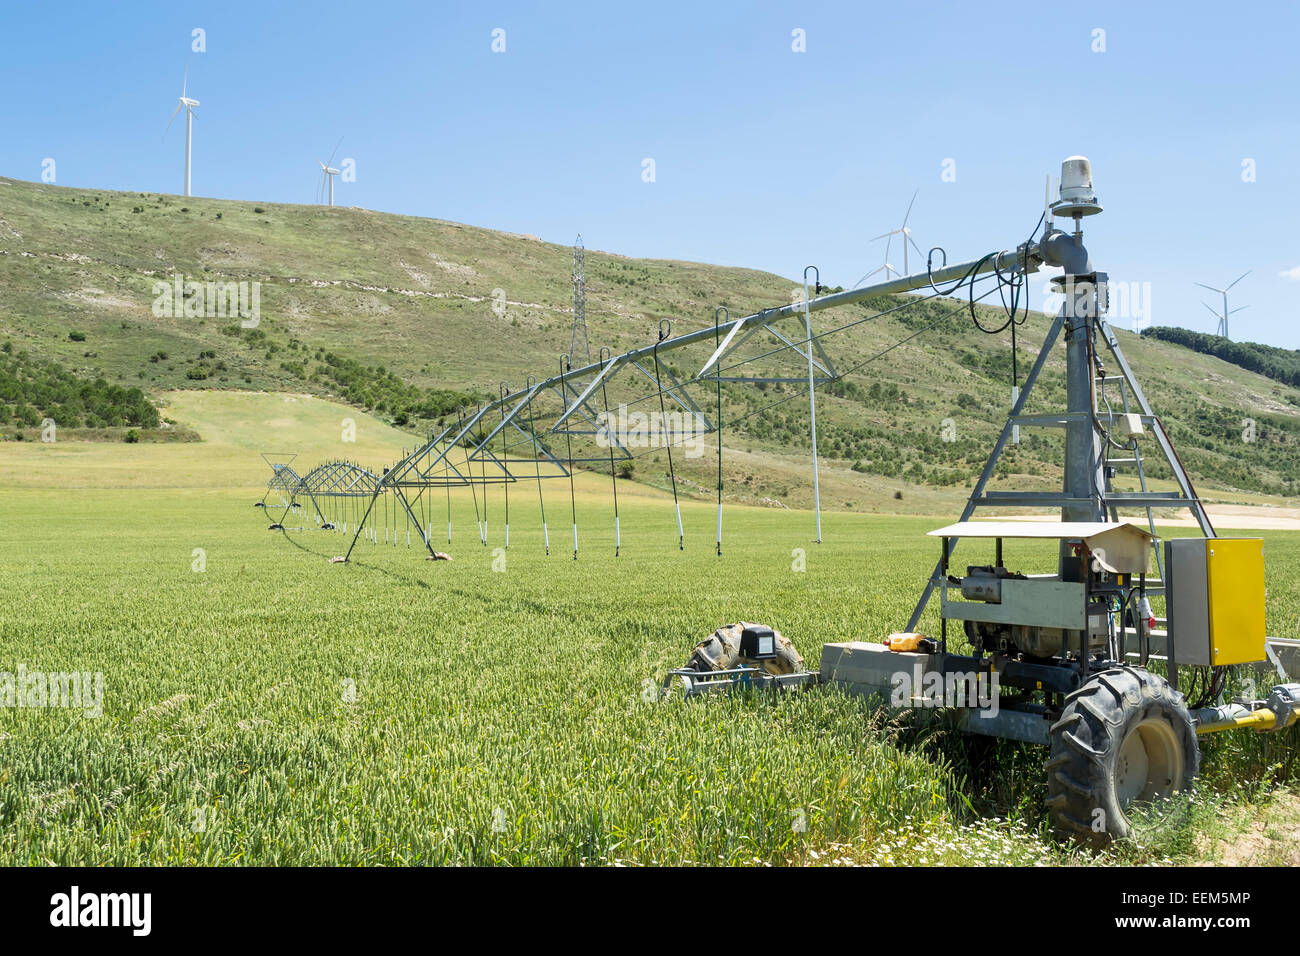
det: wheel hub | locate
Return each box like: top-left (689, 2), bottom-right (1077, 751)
top-left (1116, 717), bottom-right (1183, 807)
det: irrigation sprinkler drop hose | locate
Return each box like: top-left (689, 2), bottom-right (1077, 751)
top-left (562, 356), bottom-right (579, 561)
top-left (714, 307), bottom-right (726, 558)
top-left (653, 320), bottom-right (684, 550)
top-left (598, 347), bottom-right (621, 557)
top-left (500, 383), bottom-right (511, 549)
top-left (524, 376), bottom-right (549, 555)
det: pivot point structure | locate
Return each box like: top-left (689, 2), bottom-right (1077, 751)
top-left (657, 155), bottom-right (1298, 845)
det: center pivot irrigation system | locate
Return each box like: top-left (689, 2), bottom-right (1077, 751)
top-left (262, 156), bottom-right (1299, 843)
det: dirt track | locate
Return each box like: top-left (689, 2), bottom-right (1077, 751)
top-left (1164, 505), bottom-right (1300, 531)
top-left (1202, 792), bottom-right (1300, 866)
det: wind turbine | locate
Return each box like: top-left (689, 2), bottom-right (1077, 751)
top-left (317, 139), bottom-right (343, 207)
top-left (854, 190), bottom-right (922, 288)
top-left (165, 68), bottom-right (200, 197)
top-left (1195, 271), bottom-right (1250, 339)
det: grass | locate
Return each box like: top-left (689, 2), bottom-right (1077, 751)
top-left (0, 486), bottom-right (957, 865)
top-left (0, 390), bottom-right (413, 491)
top-left (0, 391), bottom-right (1296, 865)
top-left (1199, 788), bottom-right (1300, 865)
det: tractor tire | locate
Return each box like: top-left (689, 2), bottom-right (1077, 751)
top-left (684, 622), bottom-right (804, 676)
top-left (1045, 665), bottom-right (1198, 847)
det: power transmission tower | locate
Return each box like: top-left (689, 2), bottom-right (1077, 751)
top-left (570, 234), bottom-right (590, 367)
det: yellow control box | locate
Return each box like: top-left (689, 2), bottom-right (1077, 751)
top-left (1207, 538), bottom-right (1266, 665)
top-left (1167, 538), bottom-right (1266, 666)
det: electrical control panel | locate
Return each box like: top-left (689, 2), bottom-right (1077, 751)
top-left (1166, 538), bottom-right (1266, 666)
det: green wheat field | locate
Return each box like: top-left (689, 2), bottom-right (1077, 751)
top-left (1, 392), bottom-right (1297, 866)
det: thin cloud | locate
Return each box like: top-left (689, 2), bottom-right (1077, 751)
top-left (1280, 265), bottom-right (1300, 280)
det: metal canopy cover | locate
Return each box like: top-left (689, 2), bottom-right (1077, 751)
top-left (927, 521), bottom-right (1153, 575)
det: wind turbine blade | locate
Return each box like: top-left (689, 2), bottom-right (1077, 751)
top-left (1193, 282), bottom-right (1222, 293)
top-left (1229, 305), bottom-right (1249, 315)
top-left (1201, 302), bottom-right (1221, 319)
top-left (1227, 270), bottom-right (1251, 290)
top-left (319, 160), bottom-right (327, 171)
top-left (902, 189), bottom-right (918, 227)
top-left (907, 234), bottom-right (924, 257)
top-left (854, 265), bottom-right (885, 288)
top-left (870, 229), bottom-right (895, 242)
top-left (182, 65), bottom-right (188, 99)
top-left (165, 101), bottom-right (183, 135)
top-left (326, 136), bottom-right (344, 170)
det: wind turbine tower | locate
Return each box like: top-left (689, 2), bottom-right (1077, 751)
top-left (166, 69), bottom-right (200, 197)
top-left (855, 190), bottom-right (922, 287)
top-left (317, 139), bottom-right (343, 206)
top-left (319, 162), bottom-right (341, 206)
top-left (1195, 271), bottom-right (1250, 339)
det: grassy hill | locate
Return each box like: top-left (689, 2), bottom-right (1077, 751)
top-left (1143, 326), bottom-right (1300, 389)
top-left (3, 173), bottom-right (1300, 511)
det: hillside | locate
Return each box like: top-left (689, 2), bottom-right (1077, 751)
top-left (1143, 326), bottom-right (1300, 390)
top-left (3, 174), bottom-right (1300, 512)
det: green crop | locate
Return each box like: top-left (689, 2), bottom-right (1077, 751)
top-left (1, 481), bottom-right (1296, 865)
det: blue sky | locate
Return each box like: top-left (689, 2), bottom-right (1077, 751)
top-left (3, 1), bottom-right (1297, 345)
